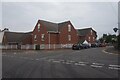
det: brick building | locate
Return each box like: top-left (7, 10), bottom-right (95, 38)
top-left (77, 28), bottom-right (97, 44)
top-left (1, 20), bottom-right (97, 50)
top-left (32, 20), bottom-right (78, 50)
top-left (2, 31), bottom-right (32, 49)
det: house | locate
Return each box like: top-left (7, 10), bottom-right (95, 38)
top-left (1, 20), bottom-right (97, 50)
top-left (2, 30), bottom-right (32, 49)
top-left (32, 20), bottom-right (78, 50)
top-left (77, 28), bottom-right (97, 44)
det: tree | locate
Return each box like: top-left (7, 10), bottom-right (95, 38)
top-left (99, 37), bottom-right (104, 43)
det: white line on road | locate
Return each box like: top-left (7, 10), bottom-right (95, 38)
top-left (13, 52), bottom-right (16, 54)
top-left (102, 49), bottom-right (118, 55)
top-left (69, 60), bottom-right (75, 63)
top-left (52, 60), bottom-right (61, 63)
top-left (59, 60), bottom-right (65, 62)
top-left (92, 63), bottom-right (104, 66)
top-left (65, 62), bottom-right (72, 64)
top-left (108, 67), bottom-right (120, 70)
top-left (29, 58), bottom-right (34, 60)
top-left (109, 65), bottom-right (120, 67)
top-left (47, 59), bottom-right (54, 62)
top-left (90, 65), bottom-right (103, 68)
top-left (78, 62), bottom-right (89, 64)
top-left (36, 59), bottom-right (39, 61)
top-left (75, 63), bottom-right (86, 66)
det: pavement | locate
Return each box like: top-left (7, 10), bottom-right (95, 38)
top-left (2, 47), bottom-right (120, 78)
top-left (104, 46), bottom-right (120, 55)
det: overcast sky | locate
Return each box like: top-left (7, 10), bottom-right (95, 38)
top-left (1, 2), bottom-right (118, 39)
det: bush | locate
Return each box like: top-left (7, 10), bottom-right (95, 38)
top-left (117, 35), bottom-right (120, 50)
top-left (114, 35), bottom-right (120, 50)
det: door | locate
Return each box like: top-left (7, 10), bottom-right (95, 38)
top-left (35, 44), bottom-right (40, 50)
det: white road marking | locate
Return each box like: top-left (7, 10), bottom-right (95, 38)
top-left (78, 62), bottom-right (89, 64)
top-left (29, 58), bottom-right (34, 60)
top-left (3, 55), bottom-right (120, 71)
top-left (75, 63), bottom-right (86, 66)
top-left (62, 61), bottom-right (66, 64)
top-left (52, 60), bottom-right (61, 63)
top-left (59, 60), bottom-right (65, 62)
top-left (108, 67), bottom-right (120, 70)
top-left (20, 57), bottom-right (29, 59)
top-left (90, 65), bottom-right (103, 68)
top-left (92, 63), bottom-right (104, 66)
top-left (47, 59), bottom-right (54, 62)
top-left (102, 49), bottom-right (118, 55)
top-left (109, 65), bottom-right (120, 67)
top-left (36, 59), bottom-right (39, 61)
top-left (65, 62), bottom-right (72, 64)
top-left (69, 60), bottom-right (75, 63)
top-left (13, 52), bottom-right (16, 54)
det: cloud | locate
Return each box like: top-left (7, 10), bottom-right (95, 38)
top-left (2, 2), bottom-right (118, 38)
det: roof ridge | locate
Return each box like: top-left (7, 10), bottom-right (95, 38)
top-left (77, 27), bottom-right (92, 30)
top-left (39, 19), bottom-right (58, 24)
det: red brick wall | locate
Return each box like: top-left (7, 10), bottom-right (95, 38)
top-left (32, 20), bottom-right (48, 45)
top-left (59, 22), bottom-right (78, 44)
top-left (78, 36), bottom-right (85, 42)
top-left (22, 35), bottom-right (32, 45)
top-left (85, 30), bottom-right (96, 44)
top-left (49, 33), bottom-right (59, 44)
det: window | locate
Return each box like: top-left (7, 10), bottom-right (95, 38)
top-left (68, 24), bottom-right (71, 32)
top-left (68, 35), bottom-right (71, 41)
top-left (93, 37), bottom-right (95, 41)
top-left (34, 35), bottom-right (37, 41)
top-left (38, 23), bottom-right (40, 32)
top-left (91, 30), bottom-right (92, 35)
top-left (41, 34), bottom-right (45, 41)
top-left (88, 37), bottom-right (90, 41)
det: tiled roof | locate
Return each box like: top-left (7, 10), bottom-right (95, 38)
top-left (58, 21), bottom-right (70, 30)
top-left (77, 28), bottom-right (97, 36)
top-left (4, 31), bottom-right (32, 44)
top-left (40, 20), bottom-right (58, 32)
top-left (39, 20), bottom-right (70, 32)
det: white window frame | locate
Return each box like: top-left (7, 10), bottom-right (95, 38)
top-left (93, 37), bottom-right (95, 41)
top-left (38, 23), bottom-right (40, 32)
top-left (68, 35), bottom-right (71, 41)
top-left (88, 37), bottom-right (90, 41)
top-left (91, 30), bottom-right (92, 35)
top-left (68, 24), bottom-right (71, 32)
top-left (41, 34), bottom-right (45, 41)
top-left (34, 35), bottom-right (37, 41)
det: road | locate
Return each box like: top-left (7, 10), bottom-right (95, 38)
top-left (2, 47), bottom-right (120, 78)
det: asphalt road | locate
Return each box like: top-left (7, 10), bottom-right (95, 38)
top-left (2, 47), bottom-right (120, 78)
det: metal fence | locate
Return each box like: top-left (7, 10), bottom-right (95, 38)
top-left (0, 44), bottom-right (73, 50)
